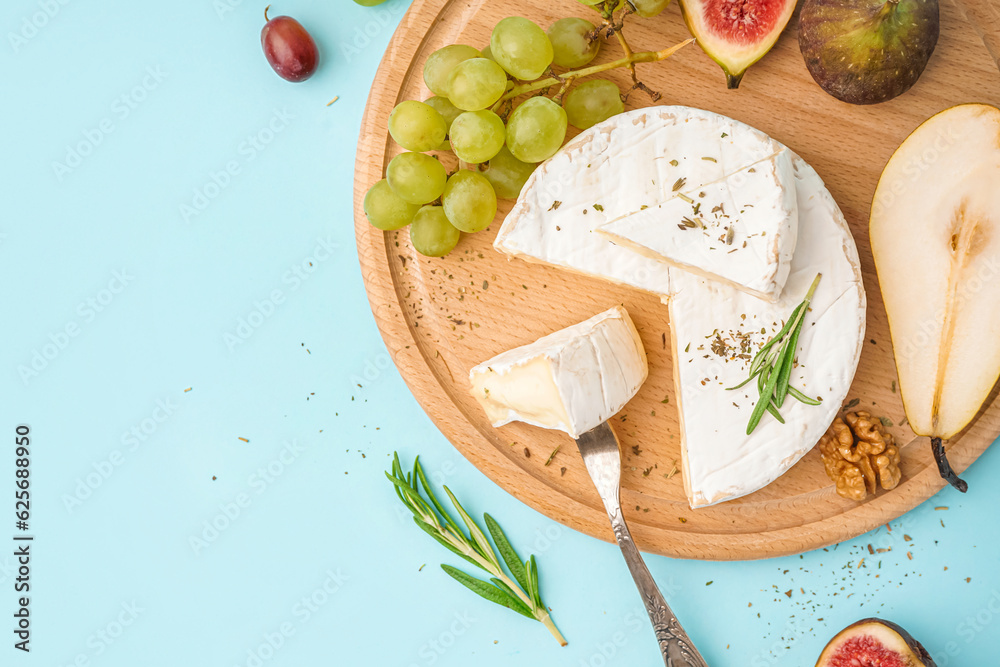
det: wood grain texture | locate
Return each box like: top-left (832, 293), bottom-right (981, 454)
top-left (353, 0), bottom-right (1000, 560)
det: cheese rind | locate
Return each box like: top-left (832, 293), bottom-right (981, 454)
top-left (596, 149), bottom-right (798, 301)
top-left (670, 157), bottom-right (866, 508)
top-left (494, 107), bottom-right (785, 297)
top-left (469, 306), bottom-right (648, 439)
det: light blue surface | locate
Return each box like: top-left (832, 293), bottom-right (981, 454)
top-left (2, 1), bottom-right (998, 664)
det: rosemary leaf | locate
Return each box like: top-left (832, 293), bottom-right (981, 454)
top-left (444, 486), bottom-right (501, 568)
top-left (412, 519), bottom-right (483, 570)
top-left (415, 459), bottom-right (464, 536)
top-left (788, 386), bottom-right (822, 405)
top-left (490, 578), bottom-right (536, 617)
top-left (442, 565), bottom-right (536, 620)
top-left (485, 513), bottom-right (530, 592)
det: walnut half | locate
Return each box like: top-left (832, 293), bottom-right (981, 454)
top-left (818, 411), bottom-right (902, 501)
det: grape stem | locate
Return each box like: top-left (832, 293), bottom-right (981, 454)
top-left (494, 38), bottom-right (694, 106)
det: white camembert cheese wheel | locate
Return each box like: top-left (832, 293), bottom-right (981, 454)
top-left (484, 106), bottom-right (866, 508)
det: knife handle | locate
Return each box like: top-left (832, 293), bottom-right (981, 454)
top-left (607, 506), bottom-right (710, 667)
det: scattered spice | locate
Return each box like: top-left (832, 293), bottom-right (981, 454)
top-left (238, 437), bottom-right (250, 443)
top-left (523, 447), bottom-right (531, 458)
top-left (548, 200), bottom-right (562, 211)
top-left (544, 446), bottom-right (561, 467)
top-left (184, 387), bottom-right (192, 393)
top-left (672, 177), bottom-right (687, 192)
top-left (560, 467), bottom-right (567, 477)
top-left (325, 96), bottom-right (339, 106)
top-left (843, 398), bottom-right (860, 411)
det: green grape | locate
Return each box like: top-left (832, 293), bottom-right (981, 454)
top-left (576, 0), bottom-right (603, 5)
top-left (388, 101), bottom-right (448, 152)
top-left (447, 58), bottom-right (508, 111)
top-left (547, 17), bottom-right (600, 69)
top-left (481, 146), bottom-right (537, 199)
top-left (442, 170), bottom-right (498, 233)
top-left (364, 179), bottom-right (420, 231)
top-left (449, 110), bottom-right (506, 164)
top-left (630, 0), bottom-right (671, 17)
top-left (423, 45), bottom-right (482, 97)
top-left (564, 79), bottom-right (624, 130)
top-left (353, 0), bottom-right (388, 5)
top-left (505, 97), bottom-right (567, 163)
top-left (410, 206), bottom-right (461, 257)
top-left (386, 152), bottom-right (447, 204)
top-left (481, 44), bottom-right (494, 61)
top-left (424, 96), bottom-right (462, 134)
top-left (490, 17), bottom-right (554, 81)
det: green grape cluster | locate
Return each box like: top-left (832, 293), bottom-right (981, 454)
top-left (364, 9), bottom-right (648, 258)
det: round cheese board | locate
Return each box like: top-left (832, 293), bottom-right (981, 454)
top-left (354, 0), bottom-right (1000, 560)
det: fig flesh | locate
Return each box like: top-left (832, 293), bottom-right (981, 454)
top-left (816, 618), bottom-right (937, 667)
top-left (680, 0), bottom-right (798, 88)
top-left (799, 0), bottom-right (939, 105)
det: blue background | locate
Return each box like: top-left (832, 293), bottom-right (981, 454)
top-left (1, 0), bottom-right (997, 665)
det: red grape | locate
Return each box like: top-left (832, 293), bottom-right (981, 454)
top-left (260, 7), bottom-right (319, 82)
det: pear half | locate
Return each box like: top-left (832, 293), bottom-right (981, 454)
top-left (871, 104), bottom-right (1000, 491)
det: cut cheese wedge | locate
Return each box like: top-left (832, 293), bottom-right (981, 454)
top-left (596, 149), bottom-right (798, 301)
top-left (469, 306), bottom-right (648, 439)
top-left (495, 107), bottom-right (785, 297)
top-left (670, 157), bottom-right (865, 507)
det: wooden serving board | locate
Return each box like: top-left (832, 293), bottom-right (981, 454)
top-left (354, 0), bottom-right (1000, 560)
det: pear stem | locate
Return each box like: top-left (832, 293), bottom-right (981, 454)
top-left (931, 437), bottom-right (968, 492)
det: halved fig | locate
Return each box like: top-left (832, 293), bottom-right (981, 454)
top-left (816, 618), bottom-right (937, 667)
top-left (679, 0), bottom-right (798, 88)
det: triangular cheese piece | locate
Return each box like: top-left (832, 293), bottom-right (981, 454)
top-left (494, 107), bottom-right (784, 298)
top-left (596, 149), bottom-right (798, 301)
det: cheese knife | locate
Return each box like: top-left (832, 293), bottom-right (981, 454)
top-left (575, 421), bottom-right (710, 667)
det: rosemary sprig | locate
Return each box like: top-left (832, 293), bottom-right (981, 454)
top-left (728, 274), bottom-right (824, 434)
top-left (386, 453), bottom-right (567, 646)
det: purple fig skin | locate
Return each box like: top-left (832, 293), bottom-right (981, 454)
top-left (799, 0), bottom-right (939, 105)
top-left (816, 618), bottom-right (938, 667)
top-left (261, 13), bottom-right (319, 83)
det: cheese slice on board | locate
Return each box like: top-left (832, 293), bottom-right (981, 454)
top-left (670, 157), bottom-right (866, 508)
top-left (494, 107), bottom-right (784, 297)
top-left (596, 149), bottom-right (798, 301)
top-left (469, 306), bottom-right (648, 439)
